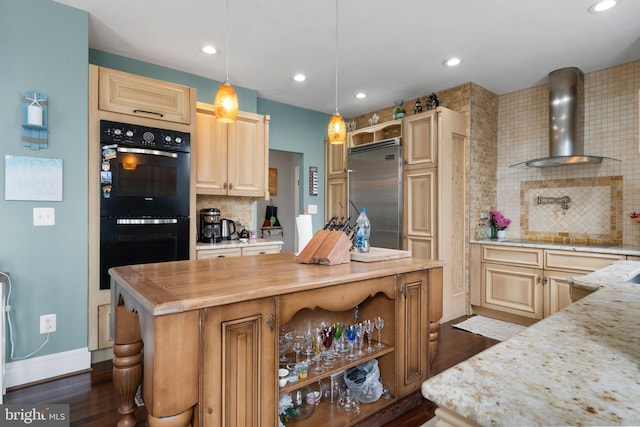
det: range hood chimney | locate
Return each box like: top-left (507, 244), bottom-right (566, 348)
top-left (510, 67), bottom-right (618, 168)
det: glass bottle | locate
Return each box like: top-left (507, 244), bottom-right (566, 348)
top-left (355, 208), bottom-right (371, 253)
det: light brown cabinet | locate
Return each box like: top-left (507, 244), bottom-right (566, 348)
top-left (196, 243), bottom-right (282, 259)
top-left (471, 244), bottom-right (625, 323)
top-left (110, 253), bottom-right (443, 427)
top-left (98, 66), bottom-right (192, 124)
top-left (202, 297), bottom-right (276, 426)
top-left (195, 102), bottom-right (269, 197)
top-left (325, 138), bottom-right (348, 221)
top-left (403, 108), bottom-right (467, 322)
top-left (348, 120), bottom-right (402, 147)
top-left (276, 268), bottom-right (438, 426)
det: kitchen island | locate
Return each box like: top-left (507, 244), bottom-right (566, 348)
top-left (110, 252), bottom-right (444, 427)
top-left (421, 260), bottom-right (640, 426)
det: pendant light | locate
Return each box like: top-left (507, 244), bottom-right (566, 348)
top-left (327, 0), bottom-right (346, 144)
top-left (213, 0), bottom-right (238, 123)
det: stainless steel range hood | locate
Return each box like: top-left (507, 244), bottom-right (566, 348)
top-left (510, 67), bottom-right (619, 168)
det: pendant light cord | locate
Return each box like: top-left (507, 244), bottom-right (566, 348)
top-left (224, 0), bottom-right (230, 83)
top-left (334, 0), bottom-right (339, 115)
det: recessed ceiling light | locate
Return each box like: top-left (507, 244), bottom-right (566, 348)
top-left (443, 57), bottom-right (461, 67)
top-left (293, 73), bottom-right (306, 82)
top-left (202, 45), bottom-right (218, 55)
top-left (355, 92), bottom-right (367, 99)
top-left (588, 0), bottom-right (618, 13)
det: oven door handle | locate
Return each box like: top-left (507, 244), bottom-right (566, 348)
top-left (116, 218), bottom-right (179, 225)
top-left (117, 147), bottom-right (178, 158)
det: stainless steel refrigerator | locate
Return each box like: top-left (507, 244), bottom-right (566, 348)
top-left (348, 138), bottom-right (403, 250)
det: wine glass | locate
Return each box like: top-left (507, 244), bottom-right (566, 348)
top-left (355, 323), bottom-right (365, 356)
top-left (332, 321), bottom-right (344, 357)
top-left (345, 324), bottom-right (358, 360)
top-left (279, 331), bottom-right (292, 364)
top-left (362, 319), bottom-right (374, 353)
top-left (374, 316), bottom-right (384, 347)
top-left (291, 332), bottom-right (306, 365)
top-left (322, 324), bottom-right (335, 367)
top-left (303, 329), bottom-right (314, 362)
top-left (311, 332), bottom-right (325, 374)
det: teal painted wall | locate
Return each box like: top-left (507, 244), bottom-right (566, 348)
top-left (0, 0), bottom-right (89, 359)
top-left (258, 98), bottom-right (329, 233)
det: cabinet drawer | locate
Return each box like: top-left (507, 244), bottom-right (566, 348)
top-left (99, 67), bottom-right (191, 124)
top-left (482, 245), bottom-right (543, 268)
top-left (242, 245), bottom-right (281, 256)
top-left (197, 248), bottom-right (242, 259)
top-left (544, 250), bottom-right (624, 272)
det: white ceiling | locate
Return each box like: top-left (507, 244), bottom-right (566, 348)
top-left (53, 0), bottom-right (640, 118)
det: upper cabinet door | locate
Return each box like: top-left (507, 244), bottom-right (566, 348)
top-left (326, 137), bottom-right (347, 177)
top-left (196, 103), bottom-right (227, 194)
top-left (227, 111), bottom-right (267, 197)
top-left (195, 102), bottom-right (269, 198)
top-left (98, 67), bottom-right (192, 124)
top-left (403, 111), bottom-right (437, 169)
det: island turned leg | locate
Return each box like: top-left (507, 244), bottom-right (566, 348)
top-left (113, 301), bottom-right (143, 427)
top-left (428, 267), bottom-right (444, 370)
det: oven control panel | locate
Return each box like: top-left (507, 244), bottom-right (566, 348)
top-left (100, 120), bottom-right (190, 153)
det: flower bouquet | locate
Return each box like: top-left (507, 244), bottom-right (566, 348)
top-left (490, 210), bottom-right (511, 230)
top-left (489, 210), bottom-right (511, 239)
top-left (630, 212), bottom-right (640, 223)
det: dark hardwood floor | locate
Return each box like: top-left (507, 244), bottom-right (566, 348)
top-left (4, 315), bottom-right (498, 426)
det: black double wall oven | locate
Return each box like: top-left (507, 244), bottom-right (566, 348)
top-left (99, 120), bottom-right (190, 290)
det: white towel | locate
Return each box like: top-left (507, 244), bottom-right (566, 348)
top-left (295, 214), bottom-right (313, 255)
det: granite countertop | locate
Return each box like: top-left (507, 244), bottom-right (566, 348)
top-left (196, 238), bottom-right (283, 250)
top-left (421, 260), bottom-right (640, 426)
top-left (471, 238), bottom-right (640, 256)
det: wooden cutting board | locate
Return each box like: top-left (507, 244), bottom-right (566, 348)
top-left (350, 247), bottom-right (412, 262)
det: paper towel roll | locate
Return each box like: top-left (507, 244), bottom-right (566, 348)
top-left (295, 214), bottom-right (313, 255)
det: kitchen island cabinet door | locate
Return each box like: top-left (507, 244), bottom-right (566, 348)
top-left (396, 270), bottom-right (430, 397)
top-left (201, 298), bottom-right (276, 427)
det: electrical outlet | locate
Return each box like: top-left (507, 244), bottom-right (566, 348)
top-left (33, 207), bottom-right (55, 226)
top-left (40, 314), bottom-right (56, 334)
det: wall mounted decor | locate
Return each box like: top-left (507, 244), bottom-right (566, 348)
top-left (269, 168), bottom-right (278, 195)
top-left (22, 92), bottom-right (48, 149)
top-left (5, 155), bottom-right (63, 201)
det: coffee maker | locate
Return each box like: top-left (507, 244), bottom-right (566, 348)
top-left (199, 208), bottom-right (221, 243)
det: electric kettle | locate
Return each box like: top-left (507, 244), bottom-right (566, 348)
top-left (220, 219), bottom-right (237, 240)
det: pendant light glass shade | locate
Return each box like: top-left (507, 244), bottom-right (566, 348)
top-left (213, 80), bottom-right (238, 123)
top-left (328, 112), bottom-right (346, 144)
top-left (214, 0), bottom-right (238, 123)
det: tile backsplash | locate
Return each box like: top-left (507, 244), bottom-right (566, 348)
top-left (520, 176), bottom-right (622, 244)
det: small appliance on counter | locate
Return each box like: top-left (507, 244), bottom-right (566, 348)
top-left (221, 218), bottom-right (237, 240)
top-left (199, 208), bottom-right (221, 243)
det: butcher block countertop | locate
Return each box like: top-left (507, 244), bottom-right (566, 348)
top-left (421, 260), bottom-right (640, 426)
top-left (109, 252), bottom-right (444, 316)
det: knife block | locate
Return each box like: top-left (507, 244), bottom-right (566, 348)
top-left (295, 230), bottom-right (352, 265)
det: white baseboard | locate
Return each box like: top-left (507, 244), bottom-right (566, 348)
top-left (5, 347), bottom-right (91, 389)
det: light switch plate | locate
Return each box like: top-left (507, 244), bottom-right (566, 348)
top-left (33, 207), bottom-right (55, 226)
top-left (308, 205), bottom-right (318, 214)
